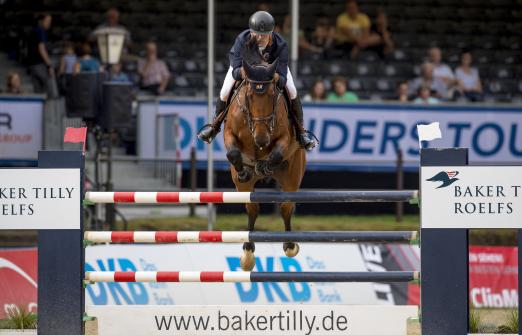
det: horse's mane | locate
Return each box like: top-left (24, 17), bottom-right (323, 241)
top-left (242, 36), bottom-right (265, 66)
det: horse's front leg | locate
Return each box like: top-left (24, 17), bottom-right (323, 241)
top-left (255, 137), bottom-right (288, 176)
top-left (224, 132), bottom-right (253, 183)
top-left (234, 176), bottom-right (258, 271)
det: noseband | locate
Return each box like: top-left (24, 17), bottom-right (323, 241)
top-left (236, 77), bottom-right (282, 135)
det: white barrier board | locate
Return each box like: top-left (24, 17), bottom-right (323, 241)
top-left (85, 243), bottom-right (415, 306)
top-left (0, 169), bottom-right (80, 229)
top-left (87, 305), bottom-right (418, 335)
top-left (422, 166), bottom-right (522, 228)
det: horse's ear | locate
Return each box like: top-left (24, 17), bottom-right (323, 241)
top-left (242, 60), bottom-right (254, 79)
top-left (266, 58), bottom-right (279, 78)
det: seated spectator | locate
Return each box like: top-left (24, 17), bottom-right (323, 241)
top-left (305, 17), bottom-right (336, 58)
top-left (409, 62), bottom-right (448, 100)
top-left (73, 43), bottom-right (102, 74)
top-left (428, 47), bottom-right (456, 87)
top-left (396, 81), bottom-right (410, 102)
top-left (108, 63), bottom-right (130, 82)
top-left (335, 0), bottom-right (371, 58)
top-left (58, 41), bottom-right (77, 76)
top-left (5, 72), bottom-right (23, 94)
top-left (327, 76), bottom-right (359, 102)
top-left (413, 85), bottom-right (440, 104)
top-left (138, 41), bottom-right (170, 95)
top-left (275, 15), bottom-right (327, 56)
top-left (455, 50), bottom-right (484, 102)
top-left (303, 80), bottom-right (327, 102)
top-left (353, 9), bottom-right (394, 59)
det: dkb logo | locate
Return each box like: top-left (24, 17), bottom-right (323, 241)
top-left (226, 256), bottom-right (311, 303)
top-left (426, 171), bottom-right (460, 189)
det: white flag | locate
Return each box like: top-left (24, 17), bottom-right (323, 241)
top-left (417, 122), bottom-right (442, 144)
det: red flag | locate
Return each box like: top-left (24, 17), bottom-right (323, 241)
top-left (64, 127), bottom-right (87, 152)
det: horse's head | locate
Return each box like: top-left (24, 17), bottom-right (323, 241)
top-left (242, 58), bottom-right (280, 149)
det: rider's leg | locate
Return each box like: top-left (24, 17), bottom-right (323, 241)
top-left (197, 67), bottom-right (235, 143)
top-left (286, 68), bottom-right (318, 150)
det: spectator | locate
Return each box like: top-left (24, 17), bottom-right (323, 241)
top-left (58, 41), bottom-right (77, 75)
top-left (303, 80), bottom-right (327, 102)
top-left (137, 41), bottom-right (170, 95)
top-left (108, 63), bottom-right (130, 83)
top-left (335, 0), bottom-right (371, 58)
top-left (428, 47), bottom-right (455, 87)
top-left (90, 8), bottom-right (131, 48)
top-left (304, 16), bottom-right (336, 57)
top-left (413, 85), bottom-right (440, 104)
top-left (275, 15), bottom-right (325, 56)
top-left (409, 62), bottom-right (448, 100)
top-left (73, 43), bottom-right (102, 74)
top-left (5, 71), bottom-right (23, 94)
top-left (396, 81), bottom-right (409, 102)
top-left (354, 9), bottom-right (394, 59)
top-left (455, 50), bottom-right (484, 102)
top-left (327, 76), bottom-right (359, 102)
top-left (28, 13), bottom-right (53, 95)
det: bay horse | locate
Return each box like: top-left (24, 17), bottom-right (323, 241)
top-left (223, 47), bottom-right (306, 271)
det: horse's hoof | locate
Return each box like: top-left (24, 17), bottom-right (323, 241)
top-left (240, 250), bottom-right (256, 271)
top-left (255, 160), bottom-right (273, 176)
top-left (237, 167), bottom-right (253, 183)
top-left (283, 242), bottom-right (300, 257)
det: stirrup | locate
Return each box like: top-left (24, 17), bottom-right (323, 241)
top-left (197, 124), bottom-right (220, 144)
top-left (300, 130), bottom-right (319, 151)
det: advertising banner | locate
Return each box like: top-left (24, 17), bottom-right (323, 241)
top-left (84, 243), bottom-right (405, 306)
top-left (138, 100), bottom-right (522, 169)
top-left (469, 246), bottom-right (518, 308)
top-left (0, 244), bottom-right (517, 320)
top-left (421, 166), bottom-right (522, 229)
top-left (0, 248), bottom-right (37, 319)
top-left (87, 304), bottom-right (418, 335)
top-left (0, 169), bottom-right (81, 230)
top-left (0, 97), bottom-right (44, 160)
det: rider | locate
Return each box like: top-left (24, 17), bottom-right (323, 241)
top-left (197, 11), bottom-right (317, 151)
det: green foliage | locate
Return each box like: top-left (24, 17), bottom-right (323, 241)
top-left (5, 306), bottom-right (37, 330)
top-left (469, 308), bottom-right (482, 333)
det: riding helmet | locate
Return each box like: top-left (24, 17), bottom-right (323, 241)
top-left (248, 11), bottom-right (275, 35)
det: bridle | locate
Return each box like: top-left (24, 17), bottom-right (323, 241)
top-left (236, 77), bottom-right (283, 136)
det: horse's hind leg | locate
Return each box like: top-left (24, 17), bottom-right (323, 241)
top-left (277, 152), bottom-right (305, 258)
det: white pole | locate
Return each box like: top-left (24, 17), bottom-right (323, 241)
top-left (207, 0), bottom-right (216, 230)
top-left (290, 0), bottom-right (299, 78)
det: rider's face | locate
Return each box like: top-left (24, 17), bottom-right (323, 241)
top-left (251, 32), bottom-right (271, 47)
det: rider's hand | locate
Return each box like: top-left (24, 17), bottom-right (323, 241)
top-left (277, 75), bottom-right (286, 90)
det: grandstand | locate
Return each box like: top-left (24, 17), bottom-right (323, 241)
top-left (1, 0), bottom-right (521, 102)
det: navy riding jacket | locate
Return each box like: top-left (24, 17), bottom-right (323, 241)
top-left (229, 29), bottom-right (289, 85)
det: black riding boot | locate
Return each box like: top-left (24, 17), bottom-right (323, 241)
top-left (291, 96), bottom-right (318, 151)
top-left (197, 99), bottom-right (227, 144)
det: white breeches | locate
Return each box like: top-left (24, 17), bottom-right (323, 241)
top-left (219, 66), bottom-right (298, 101)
